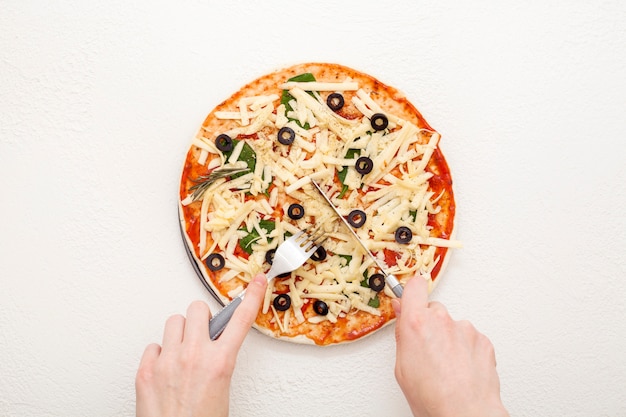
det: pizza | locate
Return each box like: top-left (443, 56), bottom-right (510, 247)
top-left (178, 63), bottom-right (460, 346)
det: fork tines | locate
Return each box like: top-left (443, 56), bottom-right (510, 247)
top-left (297, 225), bottom-right (327, 252)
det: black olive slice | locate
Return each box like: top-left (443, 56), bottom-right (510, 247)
top-left (395, 226), bottom-right (413, 244)
top-left (355, 156), bottom-right (374, 175)
top-left (287, 203), bottom-right (305, 220)
top-left (273, 294), bottom-right (291, 311)
top-left (313, 300), bottom-right (329, 316)
top-left (369, 273), bottom-right (386, 292)
top-left (311, 246), bottom-right (327, 262)
top-left (326, 93), bottom-right (345, 111)
top-left (205, 253), bottom-right (226, 271)
top-left (277, 126), bottom-right (296, 145)
top-left (215, 134), bottom-right (234, 152)
top-left (347, 209), bottom-right (367, 228)
top-left (265, 249), bottom-right (276, 265)
top-left (370, 113), bottom-right (389, 131)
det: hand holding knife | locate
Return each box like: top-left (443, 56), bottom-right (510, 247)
top-left (311, 180), bottom-right (404, 298)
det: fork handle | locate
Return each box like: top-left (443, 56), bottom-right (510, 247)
top-left (386, 274), bottom-right (404, 298)
top-left (209, 290), bottom-right (246, 340)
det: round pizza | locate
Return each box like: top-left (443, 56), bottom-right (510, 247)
top-left (178, 62), bottom-right (460, 346)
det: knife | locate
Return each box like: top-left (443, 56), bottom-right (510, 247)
top-left (311, 180), bottom-right (404, 298)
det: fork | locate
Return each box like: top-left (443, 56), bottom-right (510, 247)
top-left (208, 227), bottom-right (326, 340)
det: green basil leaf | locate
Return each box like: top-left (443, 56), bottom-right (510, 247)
top-left (289, 73), bottom-right (316, 83)
top-left (368, 295), bottom-right (380, 308)
top-left (224, 139), bottom-right (256, 179)
top-left (336, 148), bottom-right (360, 199)
top-left (239, 234), bottom-right (258, 255)
top-left (281, 73), bottom-right (316, 130)
top-left (337, 254), bottom-right (353, 266)
top-left (345, 148), bottom-right (361, 159)
top-left (337, 184), bottom-right (349, 199)
top-left (238, 220), bottom-right (276, 254)
top-left (281, 73), bottom-right (316, 108)
top-left (258, 219), bottom-right (276, 232)
top-left (281, 90), bottom-right (295, 108)
top-left (337, 166), bottom-right (348, 185)
top-left (360, 270), bottom-right (370, 288)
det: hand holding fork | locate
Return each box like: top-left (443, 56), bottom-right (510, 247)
top-left (209, 227), bottom-right (325, 340)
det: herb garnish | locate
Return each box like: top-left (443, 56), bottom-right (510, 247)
top-left (281, 73), bottom-right (316, 130)
top-left (239, 220), bottom-right (276, 254)
top-left (189, 167), bottom-right (249, 202)
top-left (359, 270), bottom-right (381, 308)
top-left (336, 148), bottom-right (360, 199)
top-left (368, 295), bottom-right (380, 308)
top-left (224, 139), bottom-right (257, 179)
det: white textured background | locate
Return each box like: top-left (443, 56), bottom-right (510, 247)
top-left (1, 1), bottom-right (625, 416)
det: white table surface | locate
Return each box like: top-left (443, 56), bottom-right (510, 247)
top-left (2, 1), bottom-right (625, 416)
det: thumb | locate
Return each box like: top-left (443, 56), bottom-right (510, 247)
top-left (392, 298), bottom-right (402, 319)
top-left (218, 273), bottom-right (267, 351)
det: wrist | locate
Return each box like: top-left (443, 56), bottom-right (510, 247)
top-left (468, 403), bottom-right (509, 417)
top-left (425, 402), bottom-right (508, 417)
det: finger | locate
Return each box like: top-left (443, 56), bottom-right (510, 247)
top-left (137, 343), bottom-right (161, 373)
top-left (218, 273), bottom-right (267, 351)
top-left (457, 319), bottom-right (476, 332)
top-left (489, 342), bottom-right (497, 367)
top-left (399, 276), bottom-right (429, 316)
top-left (162, 314), bottom-right (185, 350)
top-left (183, 300), bottom-right (212, 345)
top-left (427, 301), bottom-right (448, 313)
top-left (136, 343), bottom-right (161, 395)
top-left (476, 331), bottom-right (497, 367)
top-left (391, 298), bottom-right (402, 318)
top-left (428, 301), bottom-right (453, 325)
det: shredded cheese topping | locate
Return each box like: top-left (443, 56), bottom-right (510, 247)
top-left (182, 74), bottom-right (460, 330)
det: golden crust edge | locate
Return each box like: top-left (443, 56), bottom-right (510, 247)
top-left (177, 62), bottom-right (456, 345)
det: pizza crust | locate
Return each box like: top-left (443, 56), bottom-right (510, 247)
top-left (178, 63), bottom-right (458, 346)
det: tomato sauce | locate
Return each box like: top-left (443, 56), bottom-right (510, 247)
top-left (177, 63), bottom-right (458, 346)
top-left (383, 248), bottom-right (400, 267)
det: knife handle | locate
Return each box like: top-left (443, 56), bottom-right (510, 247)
top-left (209, 291), bottom-right (246, 340)
top-left (386, 274), bottom-right (404, 298)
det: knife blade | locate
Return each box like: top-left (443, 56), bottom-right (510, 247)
top-left (311, 180), bottom-right (403, 298)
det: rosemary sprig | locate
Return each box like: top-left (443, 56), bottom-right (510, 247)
top-left (189, 167), bottom-right (249, 202)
